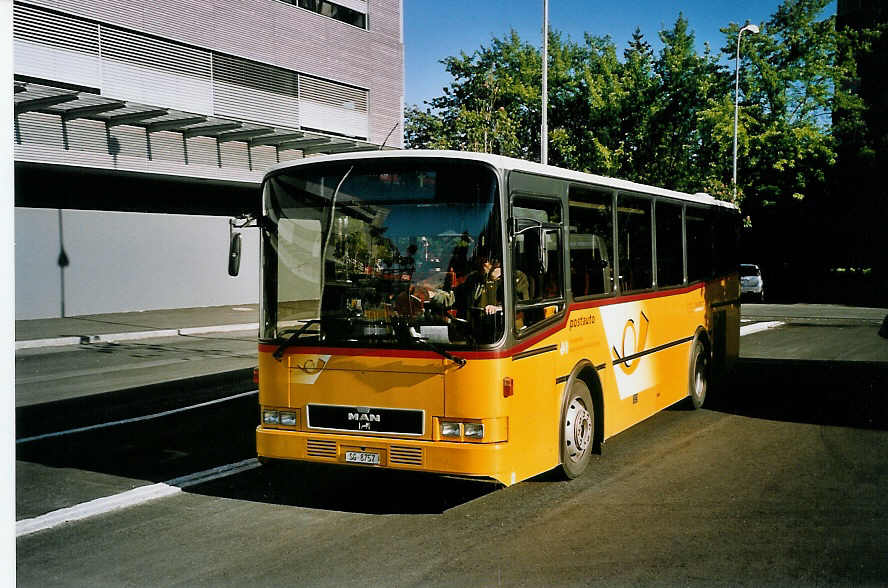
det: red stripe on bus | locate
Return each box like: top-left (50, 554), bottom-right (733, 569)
top-left (569, 282), bottom-right (704, 311)
top-left (260, 282), bottom-right (708, 361)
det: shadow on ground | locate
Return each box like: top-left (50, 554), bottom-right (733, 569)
top-left (17, 390), bottom-right (498, 515)
top-left (187, 460), bottom-right (500, 515)
top-left (709, 358), bottom-right (888, 429)
top-left (17, 358), bottom-right (887, 516)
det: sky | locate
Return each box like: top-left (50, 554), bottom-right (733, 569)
top-left (403, 0), bottom-right (837, 108)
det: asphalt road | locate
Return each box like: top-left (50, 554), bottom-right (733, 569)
top-left (15, 331), bottom-right (257, 407)
top-left (14, 304), bottom-right (888, 586)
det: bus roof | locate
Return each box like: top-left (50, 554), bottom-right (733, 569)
top-left (263, 149), bottom-right (737, 210)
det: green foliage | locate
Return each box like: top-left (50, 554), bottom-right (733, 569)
top-left (404, 0), bottom-right (879, 223)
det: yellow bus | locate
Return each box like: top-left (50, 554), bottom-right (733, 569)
top-left (253, 150), bottom-right (740, 485)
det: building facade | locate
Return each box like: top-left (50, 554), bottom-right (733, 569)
top-left (13, 0), bottom-right (404, 318)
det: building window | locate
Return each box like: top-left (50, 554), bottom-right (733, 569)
top-left (283, 0), bottom-right (368, 29)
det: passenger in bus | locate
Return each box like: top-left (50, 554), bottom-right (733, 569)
top-left (394, 284), bottom-right (425, 316)
top-left (443, 232), bottom-right (472, 291)
top-left (455, 256), bottom-right (491, 317)
top-left (394, 268), bottom-right (456, 318)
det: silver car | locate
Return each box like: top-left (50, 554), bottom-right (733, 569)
top-left (740, 264), bottom-right (764, 302)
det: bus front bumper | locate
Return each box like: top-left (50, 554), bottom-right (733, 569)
top-left (256, 426), bottom-right (511, 484)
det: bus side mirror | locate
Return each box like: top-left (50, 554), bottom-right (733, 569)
top-left (228, 232), bottom-right (242, 276)
top-left (539, 229), bottom-right (553, 274)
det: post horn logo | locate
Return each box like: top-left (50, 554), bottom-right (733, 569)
top-left (612, 311), bottom-right (650, 374)
top-left (294, 357), bottom-right (327, 374)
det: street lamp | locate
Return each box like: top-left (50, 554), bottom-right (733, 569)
top-left (733, 23), bottom-right (759, 202)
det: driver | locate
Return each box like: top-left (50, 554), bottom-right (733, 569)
top-left (473, 260), bottom-right (530, 315)
top-left (475, 260), bottom-right (503, 314)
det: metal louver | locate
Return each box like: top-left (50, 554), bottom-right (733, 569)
top-left (298, 75), bottom-right (369, 139)
top-left (13, 3), bottom-right (99, 55)
top-left (101, 27), bottom-right (211, 79)
top-left (13, 3), bottom-right (101, 88)
top-left (306, 439), bottom-right (338, 458)
top-left (298, 75), bottom-right (367, 112)
top-left (213, 55), bottom-right (300, 129)
top-left (390, 446), bottom-right (423, 466)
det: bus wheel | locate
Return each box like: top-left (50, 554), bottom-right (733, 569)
top-left (560, 380), bottom-right (594, 479)
top-left (688, 338), bottom-right (709, 409)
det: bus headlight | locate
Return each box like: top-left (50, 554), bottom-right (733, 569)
top-left (263, 408), bottom-right (298, 427)
top-left (464, 423), bottom-right (484, 439)
top-left (440, 422), bottom-right (461, 437)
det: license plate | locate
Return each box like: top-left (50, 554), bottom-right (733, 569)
top-left (345, 451), bottom-right (380, 465)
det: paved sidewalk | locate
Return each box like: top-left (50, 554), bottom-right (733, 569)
top-left (15, 304), bottom-right (260, 349)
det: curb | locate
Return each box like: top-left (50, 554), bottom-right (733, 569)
top-left (15, 323), bottom-right (259, 351)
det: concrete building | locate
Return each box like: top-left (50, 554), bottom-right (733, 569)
top-left (13, 0), bottom-right (404, 319)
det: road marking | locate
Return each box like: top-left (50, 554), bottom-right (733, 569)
top-left (16, 390), bottom-right (258, 444)
top-left (740, 321), bottom-right (785, 336)
top-left (15, 459), bottom-right (260, 537)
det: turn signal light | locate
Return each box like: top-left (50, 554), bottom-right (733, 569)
top-left (252, 367), bottom-right (259, 385)
top-left (503, 377), bottom-right (514, 398)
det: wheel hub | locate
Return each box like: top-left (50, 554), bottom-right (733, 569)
top-left (565, 399), bottom-right (593, 461)
top-left (694, 351), bottom-right (707, 400)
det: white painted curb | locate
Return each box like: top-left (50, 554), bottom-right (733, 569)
top-left (16, 483), bottom-right (182, 537)
top-left (16, 459), bottom-right (260, 537)
top-left (15, 323), bottom-right (259, 350)
top-left (739, 321), bottom-right (785, 336)
top-left (178, 323), bottom-right (258, 336)
top-left (15, 336), bottom-right (83, 350)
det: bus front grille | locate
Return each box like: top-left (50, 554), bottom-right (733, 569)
top-left (306, 438), bottom-right (337, 459)
top-left (390, 446), bottom-right (423, 466)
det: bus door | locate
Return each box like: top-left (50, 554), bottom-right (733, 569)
top-left (509, 193), bottom-right (566, 467)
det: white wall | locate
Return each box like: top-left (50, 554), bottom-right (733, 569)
top-left (15, 208), bottom-right (259, 319)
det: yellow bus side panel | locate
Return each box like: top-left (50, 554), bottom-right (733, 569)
top-left (564, 287), bottom-right (705, 440)
top-left (256, 282), bottom-right (734, 486)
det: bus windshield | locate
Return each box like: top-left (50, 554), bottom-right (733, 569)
top-left (261, 160), bottom-right (504, 349)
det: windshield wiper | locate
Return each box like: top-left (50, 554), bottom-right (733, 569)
top-left (407, 329), bottom-right (466, 368)
top-left (273, 319), bottom-right (321, 361)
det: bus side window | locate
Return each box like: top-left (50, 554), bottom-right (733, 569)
top-left (686, 207), bottom-right (713, 282)
top-left (656, 201), bottom-right (684, 287)
top-left (617, 194), bottom-right (653, 292)
top-left (568, 187), bottom-right (614, 297)
top-left (511, 196), bottom-right (564, 331)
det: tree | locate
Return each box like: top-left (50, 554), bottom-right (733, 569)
top-left (407, 31), bottom-right (538, 158)
top-left (720, 0), bottom-right (843, 209)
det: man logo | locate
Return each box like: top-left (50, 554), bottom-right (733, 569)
top-left (349, 411), bottom-right (381, 430)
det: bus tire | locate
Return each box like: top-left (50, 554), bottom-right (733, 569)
top-left (688, 337), bottom-right (709, 409)
top-left (560, 379), bottom-right (595, 479)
